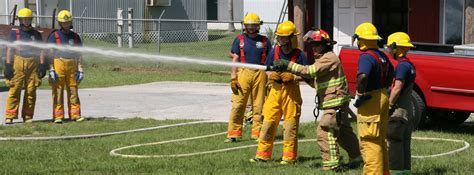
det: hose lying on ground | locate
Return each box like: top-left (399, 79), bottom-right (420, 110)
top-left (0, 120), bottom-right (469, 159)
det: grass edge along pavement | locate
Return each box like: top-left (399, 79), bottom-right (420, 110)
top-left (0, 118), bottom-right (472, 174)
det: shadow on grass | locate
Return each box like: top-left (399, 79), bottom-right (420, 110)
top-left (297, 156), bottom-right (321, 164)
top-left (208, 34), bottom-right (229, 41)
top-left (274, 133), bottom-right (307, 140)
top-left (414, 167), bottom-right (448, 175)
top-left (3, 117), bottom-right (119, 126)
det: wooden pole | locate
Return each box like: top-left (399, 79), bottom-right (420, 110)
top-left (465, 5), bottom-right (474, 44)
top-left (293, 0), bottom-right (304, 50)
top-left (227, 0), bottom-right (236, 32)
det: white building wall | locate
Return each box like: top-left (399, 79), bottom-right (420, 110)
top-left (333, 0), bottom-right (372, 46)
top-left (1, 0), bottom-right (27, 25)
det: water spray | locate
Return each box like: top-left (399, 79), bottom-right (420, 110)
top-left (0, 40), bottom-right (271, 71)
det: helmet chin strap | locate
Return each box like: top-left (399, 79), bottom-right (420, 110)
top-left (20, 23), bottom-right (32, 31)
top-left (246, 30), bottom-right (257, 34)
top-left (245, 26), bottom-right (260, 35)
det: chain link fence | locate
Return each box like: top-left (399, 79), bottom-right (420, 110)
top-left (0, 15), bottom-right (279, 60)
top-left (76, 18), bottom-right (278, 60)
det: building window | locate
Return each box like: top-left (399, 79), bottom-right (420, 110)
top-left (444, 0), bottom-right (464, 44)
top-left (207, 0), bottom-right (217, 20)
top-left (374, 0), bottom-right (409, 41)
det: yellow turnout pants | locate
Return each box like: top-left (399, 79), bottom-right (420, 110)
top-left (255, 81), bottom-right (302, 161)
top-left (357, 89), bottom-right (390, 175)
top-left (227, 69), bottom-right (267, 139)
top-left (5, 55), bottom-right (41, 120)
top-left (51, 58), bottom-right (81, 120)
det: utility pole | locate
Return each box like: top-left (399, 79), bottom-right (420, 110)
top-left (228, 0), bottom-right (236, 32)
top-left (293, 0), bottom-right (304, 50)
top-left (465, 4), bottom-right (474, 44)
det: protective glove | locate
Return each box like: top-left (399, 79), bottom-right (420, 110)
top-left (230, 78), bottom-right (241, 94)
top-left (353, 95), bottom-right (372, 108)
top-left (49, 69), bottom-right (58, 84)
top-left (280, 72), bottom-right (294, 83)
top-left (269, 72), bottom-right (281, 81)
top-left (4, 63), bottom-right (14, 80)
top-left (76, 71), bottom-right (84, 83)
top-left (266, 79), bottom-right (274, 89)
top-left (37, 64), bottom-right (48, 79)
top-left (272, 59), bottom-right (290, 71)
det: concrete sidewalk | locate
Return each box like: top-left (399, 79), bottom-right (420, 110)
top-left (0, 81), bottom-right (359, 124)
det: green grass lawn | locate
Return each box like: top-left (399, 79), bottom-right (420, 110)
top-left (0, 118), bottom-right (472, 174)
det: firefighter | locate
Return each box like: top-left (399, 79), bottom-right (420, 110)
top-left (4, 8), bottom-right (47, 124)
top-left (249, 21), bottom-right (307, 165)
top-left (386, 32), bottom-right (416, 175)
top-left (352, 22), bottom-right (394, 175)
top-left (47, 10), bottom-right (85, 124)
top-left (273, 29), bottom-right (362, 171)
top-left (225, 13), bottom-right (271, 142)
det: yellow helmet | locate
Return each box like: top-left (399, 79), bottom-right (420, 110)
top-left (354, 22), bottom-right (381, 40)
top-left (57, 10), bottom-right (73, 22)
top-left (387, 32), bottom-right (414, 48)
top-left (18, 8), bottom-right (33, 18)
top-left (243, 13), bottom-right (262, 25)
top-left (275, 21), bottom-right (299, 37)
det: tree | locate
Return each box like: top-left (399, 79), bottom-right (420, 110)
top-left (228, 0), bottom-right (236, 32)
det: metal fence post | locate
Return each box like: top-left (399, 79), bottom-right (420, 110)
top-left (117, 8), bottom-right (123, 48)
top-left (128, 8), bottom-right (134, 48)
top-left (80, 7), bottom-right (87, 37)
top-left (157, 10), bottom-right (165, 54)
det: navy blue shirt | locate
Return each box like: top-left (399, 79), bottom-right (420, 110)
top-left (395, 60), bottom-right (416, 94)
top-left (48, 30), bottom-right (83, 58)
top-left (265, 48), bottom-right (308, 66)
top-left (357, 49), bottom-right (394, 91)
top-left (231, 34), bottom-right (272, 65)
top-left (9, 28), bottom-right (43, 57)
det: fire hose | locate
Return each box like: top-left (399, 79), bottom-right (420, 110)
top-left (0, 120), bottom-right (469, 159)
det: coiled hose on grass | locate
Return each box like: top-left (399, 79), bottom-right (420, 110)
top-left (0, 120), bottom-right (469, 159)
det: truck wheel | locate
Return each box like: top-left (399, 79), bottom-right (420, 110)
top-left (428, 109), bottom-right (471, 126)
top-left (411, 90), bottom-right (426, 129)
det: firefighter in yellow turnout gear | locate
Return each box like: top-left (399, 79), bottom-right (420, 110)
top-left (250, 21), bottom-right (307, 164)
top-left (47, 10), bottom-right (85, 124)
top-left (353, 22), bottom-right (394, 175)
top-left (4, 8), bottom-right (47, 124)
top-left (386, 32), bottom-right (417, 175)
top-left (226, 13), bottom-right (271, 142)
top-left (273, 29), bottom-right (362, 171)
